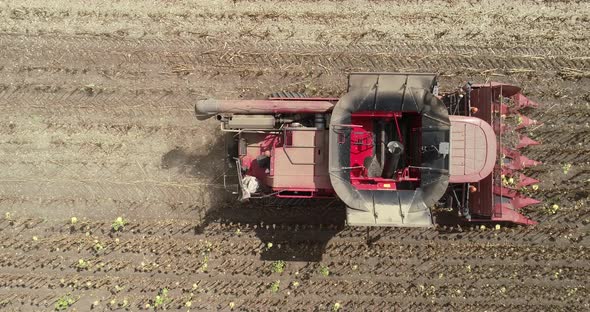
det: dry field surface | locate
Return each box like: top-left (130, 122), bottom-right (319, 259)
top-left (0, 0), bottom-right (589, 311)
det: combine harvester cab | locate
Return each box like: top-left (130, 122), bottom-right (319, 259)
top-left (195, 73), bottom-right (541, 227)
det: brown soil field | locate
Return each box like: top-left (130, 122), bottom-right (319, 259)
top-left (0, 0), bottom-right (589, 311)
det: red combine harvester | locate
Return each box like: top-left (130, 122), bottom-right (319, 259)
top-left (196, 73), bottom-right (541, 227)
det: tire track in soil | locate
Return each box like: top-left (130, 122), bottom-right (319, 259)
top-left (1, 34), bottom-right (589, 78)
top-left (0, 291), bottom-right (581, 312)
top-left (0, 83), bottom-right (228, 220)
top-left (1, 0), bottom-right (589, 49)
top-left (0, 242), bottom-right (587, 310)
top-left (2, 218), bottom-right (589, 256)
top-left (0, 271), bottom-right (586, 311)
top-left (0, 217), bottom-right (588, 311)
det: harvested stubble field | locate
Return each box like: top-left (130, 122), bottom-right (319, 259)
top-left (0, 0), bottom-right (589, 311)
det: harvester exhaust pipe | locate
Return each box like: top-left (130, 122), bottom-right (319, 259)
top-left (382, 141), bottom-right (404, 179)
top-left (314, 113), bottom-right (325, 130)
top-left (195, 99), bottom-right (335, 120)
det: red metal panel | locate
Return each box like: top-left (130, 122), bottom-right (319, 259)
top-left (467, 84), bottom-right (495, 217)
top-left (241, 129), bottom-right (332, 194)
top-left (348, 111), bottom-right (420, 191)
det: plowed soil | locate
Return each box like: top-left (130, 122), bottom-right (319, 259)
top-left (0, 0), bottom-right (589, 311)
